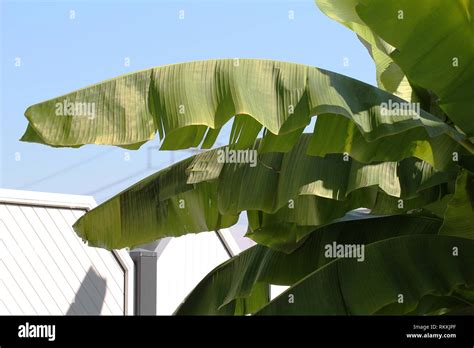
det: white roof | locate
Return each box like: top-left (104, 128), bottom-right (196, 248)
top-left (0, 188), bottom-right (96, 210)
top-left (0, 189), bottom-right (134, 315)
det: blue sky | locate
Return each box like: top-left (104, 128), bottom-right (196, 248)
top-left (1, 0), bottom-right (376, 203)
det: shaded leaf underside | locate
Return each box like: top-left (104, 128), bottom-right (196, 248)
top-left (176, 217), bottom-right (474, 315)
top-left (256, 235), bottom-right (474, 315)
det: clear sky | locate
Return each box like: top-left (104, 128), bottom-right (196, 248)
top-left (1, 0), bottom-right (376, 204)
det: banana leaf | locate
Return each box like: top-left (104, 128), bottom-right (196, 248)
top-left (175, 215), bottom-right (444, 315)
top-left (316, 0), bottom-right (415, 102)
top-left (329, 0), bottom-right (474, 139)
top-left (21, 59), bottom-right (464, 169)
top-left (440, 170), bottom-right (474, 239)
top-left (73, 135), bottom-right (453, 249)
top-left (247, 184), bottom-right (449, 252)
top-left (256, 235), bottom-right (474, 315)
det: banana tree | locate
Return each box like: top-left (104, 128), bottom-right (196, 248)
top-left (21, 0), bottom-right (474, 315)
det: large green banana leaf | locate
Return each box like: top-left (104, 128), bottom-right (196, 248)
top-left (379, 289), bottom-right (474, 316)
top-left (316, 0), bottom-right (415, 102)
top-left (314, 0), bottom-right (474, 166)
top-left (21, 60), bottom-right (464, 163)
top-left (308, 114), bottom-right (464, 171)
top-left (440, 170), bottom-right (474, 239)
top-left (247, 183), bottom-right (449, 252)
top-left (256, 235), bottom-right (474, 315)
top-left (175, 215), bottom-right (443, 315)
top-left (72, 135), bottom-right (453, 249)
top-left (187, 135), bottom-right (456, 208)
top-left (328, 0), bottom-right (474, 139)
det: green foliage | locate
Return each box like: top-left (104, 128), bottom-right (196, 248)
top-left (21, 0), bottom-right (474, 315)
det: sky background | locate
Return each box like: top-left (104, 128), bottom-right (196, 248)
top-left (0, 0), bottom-right (375, 210)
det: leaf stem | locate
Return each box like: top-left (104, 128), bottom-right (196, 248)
top-left (459, 139), bottom-right (474, 155)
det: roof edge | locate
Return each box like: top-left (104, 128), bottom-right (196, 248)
top-left (0, 188), bottom-right (97, 210)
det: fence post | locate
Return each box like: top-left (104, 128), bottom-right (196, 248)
top-left (129, 250), bottom-right (157, 315)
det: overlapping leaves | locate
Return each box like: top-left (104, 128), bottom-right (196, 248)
top-left (176, 216), bottom-right (474, 315)
top-left (73, 135), bottom-right (455, 250)
top-left (317, 0), bottom-right (474, 140)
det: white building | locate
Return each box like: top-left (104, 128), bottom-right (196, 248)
top-left (0, 189), bottom-right (243, 315)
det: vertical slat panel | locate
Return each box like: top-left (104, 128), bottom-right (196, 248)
top-left (63, 209), bottom-right (124, 311)
top-left (47, 208), bottom-right (121, 314)
top-left (0, 255), bottom-right (36, 314)
top-left (0, 271), bottom-right (24, 314)
top-left (0, 197), bottom-right (127, 316)
top-left (6, 205), bottom-right (73, 314)
top-left (156, 231), bottom-right (230, 314)
top-left (35, 207), bottom-right (113, 315)
top-left (0, 207), bottom-right (53, 314)
top-left (20, 207), bottom-right (88, 314)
